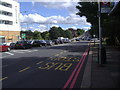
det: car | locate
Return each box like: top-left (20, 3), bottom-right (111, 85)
top-left (27, 40), bottom-right (36, 47)
top-left (45, 40), bottom-right (53, 46)
top-left (28, 40), bottom-right (41, 47)
top-left (10, 42), bottom-right (16, 49)
top-left (76, 38), bottom-right (81, 41)
top-left (52, 39), bottom-right (60, 45)
top-left (0, 43), bottom-right (10, 52)
top-left (14, 41), bottom-right (32, 49)
top-left (63, 38), bottom-right (71, 43)
top-left (39, 40), bottom-right (47, 46)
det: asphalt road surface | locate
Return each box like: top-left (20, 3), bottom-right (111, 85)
top-left (1, 41), bottom-right (90, 89)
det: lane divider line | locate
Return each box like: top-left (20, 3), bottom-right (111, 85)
top-left (70, 48), bottom-right (89, 88)
top-left (19, 67), bottom-right (30, 72)
top-left (63, 48), bottom-right (88, 89)
top-left (0, 77), bottom-right (8, 81)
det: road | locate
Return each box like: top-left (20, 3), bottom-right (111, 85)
top-left (1, 41), bottom-right (90, 89)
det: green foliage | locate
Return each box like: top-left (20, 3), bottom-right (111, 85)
top-left (64, 30), bottom-right (73, 39)
top-left (77, 29), bottom-right (85, 36)
top-left (20, 26), bottom-right (86, 41)
top-left (76, 2), bottom-right (120, 45)
top-left (49, 26), bottom-right (65, 40)
top-left (41, 31), bottom-right (50, 40)
top-left (33, 31), bottom-right (43, 40)
top-left (76, 2), bottom-right (98, 36)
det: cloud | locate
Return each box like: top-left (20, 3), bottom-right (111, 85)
top-left (50, 25), bottom-right (59, 28)
top-left (70, 26), bottom-right (77, 30)
top-left (34, 25), bottom-right (48, 32)
top-left (38, 0), bottom-right (79, 14)
top-left (82, 27), bottom-right (91, 31)
top-left (20, 13), bottom-right (91, 26)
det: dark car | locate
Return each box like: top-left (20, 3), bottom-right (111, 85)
top-left (76, 38), bottom-right (80, 41)
top-left (52, 39), bottom-right (60, 45)
top-left (45, 40), bottom-right (53, 46)
top-left (10, 42), bottom-right (16, 49)
top-left (29, 40), bottom-right (41, 47)
top-left (15, 41), bottom-right (32, 49)
top-left (39, 40), bottom-right (47, 46)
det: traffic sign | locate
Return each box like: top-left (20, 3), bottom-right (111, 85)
top-left (22, 33), bottom-right (26, 39)
top-left (101, 2), bottom-right (111, 13)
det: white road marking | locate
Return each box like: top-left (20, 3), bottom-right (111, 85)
top-left (5, 52), bottom-right (14, 55)
top-left (12, 51), bottom-right (25, 53)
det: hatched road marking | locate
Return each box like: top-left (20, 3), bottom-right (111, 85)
top-left (19, 67), bottom-right (31, 72)
top-left (0, 77), bottom-right (8, 81)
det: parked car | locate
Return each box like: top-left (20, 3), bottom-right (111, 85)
top-left (27, 40), bottom-right (40, 47)
top-left (63, 38), bottom-right (71, 43)
top-left (39, 40), bottom-right (47, 46)
top-left (0, 43), bottom-right (10, 52)
top-left (76, 38), bottom-right (81, 41)
top-left (52, 39), bottom-right (60, 45)
top-left (10, 42), bottom-right (16, 49)
top-left (45, 40), bottom-right (53, 46)
top-left (15, 41), bottom-right (32, 49)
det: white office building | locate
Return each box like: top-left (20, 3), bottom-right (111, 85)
top-left (0, 0), bottom-right (21, 43)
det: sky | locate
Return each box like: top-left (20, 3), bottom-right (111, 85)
top-left (19, 0), bottom-right (91, 32)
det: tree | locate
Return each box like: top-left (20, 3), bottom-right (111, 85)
top-left (76, 2), bottom-right (99, 37)
top-left (64, 30), bottom-right (73, 39)
top-left (49, 26), bottom-right (65, 40)
top-left (41, 31), bottom-right (50, 40)
top-left (77, 29), bottom-right (85, 36)
top-left (33, 31), bottom-right (43, 40)
top-left (76, 2), bottom-right (120, 45)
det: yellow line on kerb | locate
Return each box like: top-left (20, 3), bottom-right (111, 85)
top-left (19, 67), bottom-right (30, 72)
top-left (0, 77), bottom-right (8, 81)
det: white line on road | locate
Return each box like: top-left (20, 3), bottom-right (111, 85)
top-left (12, 50), bottom-right (25, 53)
top-left (5, 52), bottom-right (14, 55)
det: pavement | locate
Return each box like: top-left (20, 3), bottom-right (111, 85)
top-left (81, 42), bottom-right (120, 89)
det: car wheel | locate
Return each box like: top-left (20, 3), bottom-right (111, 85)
top-left (23, 47), bottom-right (26, 49)
top-left (7, 47), bottom-right (11, 51)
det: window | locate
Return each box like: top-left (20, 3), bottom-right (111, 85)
top-left (0, 20), bottom-right (13, 25)
top-left (0, 1), bottom-right (12, 8)
top-left (0, 10), bottom-right (12, 16)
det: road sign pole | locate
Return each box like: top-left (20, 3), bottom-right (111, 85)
top-left (98, 1), bottom-right (102, 65)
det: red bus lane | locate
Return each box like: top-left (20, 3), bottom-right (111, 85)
top-left (63, 47), bottom-right (89, 89)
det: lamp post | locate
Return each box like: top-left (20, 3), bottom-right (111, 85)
top-left (98, 0), bottom-right (102, 65)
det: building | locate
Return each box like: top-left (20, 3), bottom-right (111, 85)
top-left (0, 0), bottom-right (21, 43)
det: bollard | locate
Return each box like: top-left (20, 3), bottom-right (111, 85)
top-left (97, 47), bottom-right (107, 64)
top-left (101, 47), bottom-right (107, 64)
